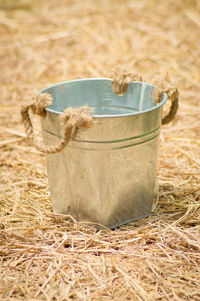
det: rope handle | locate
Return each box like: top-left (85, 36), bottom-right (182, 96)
top-left (21, 71), bottom-right (178, 154)
top-left (112, 67), bottom-right (179, 125)
top-left (152, 75), bottom-right (179, 125)
top-left (21, 92), bottom-right (93, 154)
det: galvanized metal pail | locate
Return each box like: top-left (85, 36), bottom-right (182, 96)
top-left (39, 78), bottom-right (169, 229)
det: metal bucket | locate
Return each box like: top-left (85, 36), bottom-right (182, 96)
top-left (41, 78), bottom-right (167, 229)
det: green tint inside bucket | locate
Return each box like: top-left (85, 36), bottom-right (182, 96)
top-left (41, 79), bottom-right (167, 117)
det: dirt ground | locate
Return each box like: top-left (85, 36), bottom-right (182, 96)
top-left (0, 0), bottom-right (200, 300)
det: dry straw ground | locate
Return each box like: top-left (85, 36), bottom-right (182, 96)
top-left (0, 0), bottom-right (200, 300)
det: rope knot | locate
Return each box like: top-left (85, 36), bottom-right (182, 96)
top-left (112, 67), bottom-right (142, 95)
top-left (153, 74), bottom-right (177, 104)
top-left (60, 106), bottom-right (94, 129)
top-left (29, 92), bottom-right (52, 117)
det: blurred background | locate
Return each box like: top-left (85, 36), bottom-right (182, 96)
top-left (0, 0), bottom-right (200, 105)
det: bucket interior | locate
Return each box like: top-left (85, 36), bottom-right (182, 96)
top-left (41, 79), bottom-right (167, 117)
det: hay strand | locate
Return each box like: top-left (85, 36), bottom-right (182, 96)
top-left (0, 0), bottom-right (200, 300)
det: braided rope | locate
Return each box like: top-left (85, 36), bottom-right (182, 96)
top-left (21, 92), bottom-right (93, 154)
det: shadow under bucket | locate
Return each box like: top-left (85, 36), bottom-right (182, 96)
top-left (40, 78), bottom-right (168, 229)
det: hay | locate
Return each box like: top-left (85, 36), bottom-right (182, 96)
top-left (0, 0), bottom-right (200, 300)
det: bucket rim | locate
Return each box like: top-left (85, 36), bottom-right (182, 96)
top-left (41, 78), bottom-right (168, 118)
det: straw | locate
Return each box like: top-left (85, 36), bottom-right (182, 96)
top-left (0, 0), bottom-right (200, 300)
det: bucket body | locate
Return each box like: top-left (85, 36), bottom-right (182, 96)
top-left (41, 79), bottom-right (167, 228)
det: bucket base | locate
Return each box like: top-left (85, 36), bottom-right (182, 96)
top-left (65, 212), bottom-right (151, 230)
top-left (109, 212), bottom-right (151, 230)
